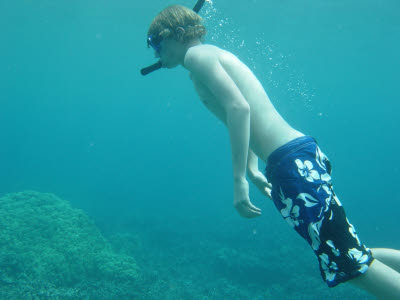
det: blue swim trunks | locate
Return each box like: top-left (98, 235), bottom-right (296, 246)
top-left (265, 136), bottom-right (374, 287)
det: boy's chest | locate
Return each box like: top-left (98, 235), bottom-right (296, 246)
top-left (190, 74), bottom-right (227, 123)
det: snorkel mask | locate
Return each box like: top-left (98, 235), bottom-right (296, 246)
top-left (147, 34), bottom-right (162, 54)
top-left (141, 0), bottom-right (206, 76)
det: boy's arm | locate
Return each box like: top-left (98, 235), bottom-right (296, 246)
top-left (247, 148), bottom-right (259, 178)
top-left (185, 51), bottom-right (261, 218)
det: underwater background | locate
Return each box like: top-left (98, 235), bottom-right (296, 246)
top-left (1, 0), bottom-right (399, 299)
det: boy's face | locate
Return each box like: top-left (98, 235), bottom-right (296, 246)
top-left (157, 38), bottom-right (184, 69)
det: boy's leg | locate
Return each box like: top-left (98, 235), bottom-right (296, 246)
top-left (371, 248), bottom-right (400, 273)
top-left (349, 259), bottom-right (400, 300)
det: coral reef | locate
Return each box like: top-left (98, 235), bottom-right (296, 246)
top-left (0, 191), bottom-right (374, 299)
top-left (0, 191), bottom-right (139, 299)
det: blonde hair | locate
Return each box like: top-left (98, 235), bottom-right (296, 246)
top-left (147, 5), bottom-right (206, 45)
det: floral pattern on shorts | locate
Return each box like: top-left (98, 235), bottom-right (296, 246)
top-left (265, 137), bottom-right (374, 287)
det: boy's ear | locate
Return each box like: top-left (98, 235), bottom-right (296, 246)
top-left (159, 28), bottom-right (171, 39)
top-left (175, 27), bottom-right (185, 40)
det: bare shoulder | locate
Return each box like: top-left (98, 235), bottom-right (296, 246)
top-left (185, 45), bottom-right (244, 76)
top-left (184, 44), bottom-right (221, 73)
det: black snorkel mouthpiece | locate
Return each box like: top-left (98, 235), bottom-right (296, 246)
top-left (140, 0), bottom-right (206, 76)
top-left (140, 61), bottom-right (162, 76)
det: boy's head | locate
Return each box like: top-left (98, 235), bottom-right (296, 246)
top-left (147, 5), bottom-right (206, 56)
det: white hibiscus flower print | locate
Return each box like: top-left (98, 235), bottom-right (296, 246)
top-left (279, 188), bottom-right (301, 228)
top-left (323, 195), bottom-right (332, 213)
top-left (308, 219), bottom-right (323, 250)
top-left (347, 248), bottom-right (370, 273)
top-left (319, 253), bottom-right (338, 282)
top-left (284, 206), bottom-right (301, 228)
top-left (326, 240), bottom-right (340, 256)
top-left (315, 146), bottom-right (329, 171)
top-left (320, 173), bottom-right (332, 184)
top-left (315, 173), bottom-right (332, 203)
top-left (297, 193), bottom-right (320, 207)
top-left (318, 184), bottom-right (330, 195)
top-left (295, 159), bottom-right (320, 182)
top-left (347, 219), bottom-right (361, 245)
top-left (347, 248), bottom-right (369, 263)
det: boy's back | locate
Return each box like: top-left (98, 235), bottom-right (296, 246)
top-left (184, 44), bottom-right (303, 161)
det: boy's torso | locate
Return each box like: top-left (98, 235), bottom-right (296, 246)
top-left (186, 44), bottom-right (303, 161)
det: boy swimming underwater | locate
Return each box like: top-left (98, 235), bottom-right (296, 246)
top-left (145, 4), bottom-right (400, 299)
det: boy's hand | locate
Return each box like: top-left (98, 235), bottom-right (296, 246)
top-left (248, 170), bottom-right (272, 200)
top-left (233, 179), bottom-right (261, 218)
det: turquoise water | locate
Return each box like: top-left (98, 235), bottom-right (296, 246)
top-left (1, 0), bottom-right (399, 298)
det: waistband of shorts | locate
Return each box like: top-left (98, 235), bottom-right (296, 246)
top-left (266, 136), bottom-right (317, 168)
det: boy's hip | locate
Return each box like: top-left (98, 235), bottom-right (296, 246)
top-left (265, 136), bottom-right (331, 182)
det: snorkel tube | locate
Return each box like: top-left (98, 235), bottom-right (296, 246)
top-left (140, 0), bottom-right (206, 76)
